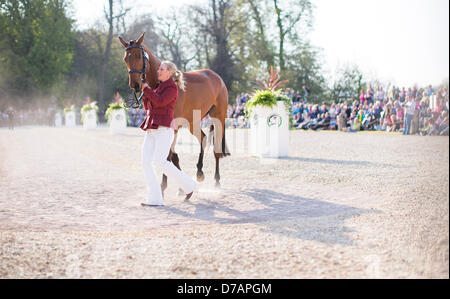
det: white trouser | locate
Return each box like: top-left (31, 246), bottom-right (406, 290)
top-left (142, 127), bottom-right (196, 205)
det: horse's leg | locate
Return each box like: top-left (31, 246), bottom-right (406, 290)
top-left (170, 152), bottom-right (185, 196)
top-left (212, 120), bottom-right (228, 188)
top-left (210, 89), bottom-right (230, 188)
top-left (214, 152), bottom-right (221, 188)
top-left (187, 117), bottom-right (208, 182)
top-left (196, 130), bottom-right (207, 182)
top-left (209, 115), bottom-right (230, 188)
top-left (161, 153), bottom-right (171, 197)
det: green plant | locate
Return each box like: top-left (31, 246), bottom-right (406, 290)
top-left (246, 89), bottom-right (278, 112)
top-left (63, 105), bottom-right (75, 115)
top-left (80, 102), bottom-right (98, 124)
top-left (105, 102), bottom-right (127, 124)
top-left (245, 67), bottom-right (293, 128)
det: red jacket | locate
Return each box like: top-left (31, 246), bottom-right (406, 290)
top-left (140, 78), bottom-right (178, 130)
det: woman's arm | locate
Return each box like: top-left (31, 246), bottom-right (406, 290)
top-left (142, 83), bottom-right (177, 108)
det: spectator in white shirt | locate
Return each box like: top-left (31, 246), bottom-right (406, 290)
top-left (403, 96), bottom-right (416, 135)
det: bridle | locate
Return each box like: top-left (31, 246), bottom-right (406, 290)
top-left (125, 43), bottom-right (149, 109)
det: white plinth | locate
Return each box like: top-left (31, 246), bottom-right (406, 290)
top-left (249, 101), bottom-right (289, 158)
top-left (109, 109), bottom-right (127, 134)
top-left (83, 109), bottom-right (97, 130)
top-left (55, 113), bottom-right (62, 127)
top-left (65, 111), bottom-right (76, 128)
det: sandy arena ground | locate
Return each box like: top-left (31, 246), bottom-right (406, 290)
top-left (0, 125), bottom-right (448, 278)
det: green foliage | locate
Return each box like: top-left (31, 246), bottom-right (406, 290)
top-left (0, 0), bottom-right (76, 98)
top-left (81, 103), bottom-right (98, 113)
top-left (0, 0), bottom-right (338, 117)
top-left (330, 64), bottom-right (364, 103)
top-left (246, 89), bottom-right (279, 114)
top-left (245, 89), bottom-right (294, 129)
top-left (105, 102), bottom-right (127, 124)
top-left (63, 105), bottom-right (75, 114)
top-left (283, 43), bottom-right (328, 104)
top-left (80, 103), bottom-right (98, 123)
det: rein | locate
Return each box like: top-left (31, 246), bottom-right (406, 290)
top-left (125, 44), bottom-right (149, 109)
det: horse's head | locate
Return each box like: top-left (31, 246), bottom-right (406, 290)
top-left (119, 33), bottom-right (147, 92)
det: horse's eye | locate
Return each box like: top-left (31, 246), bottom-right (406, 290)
top-left (137, 54), bottom-right (141, 59)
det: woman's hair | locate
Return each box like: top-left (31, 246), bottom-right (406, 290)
top-left (161, 60), bottom-right (185, 91)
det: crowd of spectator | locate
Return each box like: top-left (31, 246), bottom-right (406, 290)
top-left (294, 85), bottom-right (448, 136)
top-left (2, 85), bottom-right (449, 137)
top-left (227, 85), bottom-right (449, 136)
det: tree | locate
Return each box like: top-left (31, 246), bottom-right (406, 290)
top-left (189, 0), bottom-right (239, 91)
top-left (95, 0), bottom-right (131, 111)
top-left (122, 13), bottom-right (160, 54)
top-left (284, 43), bottom-right (327, 103)
top-left (0, 0), bottom-right (76, 105)
top-left (245, 0), bottom-right (275, 71)
top-left (155, 11), bottom-right (195, 71)
top-left (272, 0), bottom-right (312, 71)
top-left (330, 64), bottom-right (364, 103)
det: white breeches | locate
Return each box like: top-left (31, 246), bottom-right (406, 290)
top-left (142, 127), bottom-right (196, 205)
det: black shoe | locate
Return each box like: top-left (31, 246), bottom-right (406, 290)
top-left (184, 192), bottom-right (193, 202)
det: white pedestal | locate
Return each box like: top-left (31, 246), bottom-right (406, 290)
top-left (249, 101), bottom-right (289, 158)
top-left (109, 109), bottom-right (127, 134)
top-left (55, 112), bottom-right (62, 127)
top-left (65, 111), bottom-right (76, 128)
top-left (83, 109), bottom-right (97, 130)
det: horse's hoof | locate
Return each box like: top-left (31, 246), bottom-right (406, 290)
top-left (197, 171), bottom-right (205, 182)
top-left (215, 181), bottom-right (221, 188)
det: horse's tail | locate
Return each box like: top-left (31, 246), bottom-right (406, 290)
top-left (206, 73), bottom-right (230, 159)
top-left (220, 121), bottom-right (231, 158)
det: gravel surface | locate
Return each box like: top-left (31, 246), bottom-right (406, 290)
top-left (0, 126), bottom-right (448, 278)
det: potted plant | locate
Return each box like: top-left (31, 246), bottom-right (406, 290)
top-left (246, 67), bottom-right (292, 115)
top-left (246, 67), bottom-right (291, 158)
top-left (64, 104), bottom-right (76, 128)
top-left (81, 97), bottom-right (98, 129)
top-left (106, 92), bottom-right (128, 134)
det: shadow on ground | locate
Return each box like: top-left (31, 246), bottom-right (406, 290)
top-left (162, 188), bottom-right (377, 246)
top-left (279, 156), bottom-right (400, 168)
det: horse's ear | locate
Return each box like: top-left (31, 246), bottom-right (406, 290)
top-left (118, 36), bottom-right (128, 48)
top-left (136, 32), bottom-right (145, 46)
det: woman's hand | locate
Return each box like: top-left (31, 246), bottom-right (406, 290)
top-left (141, 83), bottom-right (149, 92)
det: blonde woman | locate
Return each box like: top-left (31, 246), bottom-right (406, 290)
top-left (140, 61), bottom-right (196, 206)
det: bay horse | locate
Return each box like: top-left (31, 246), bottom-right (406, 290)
top-left (119, 33), bottom-right (230, 195)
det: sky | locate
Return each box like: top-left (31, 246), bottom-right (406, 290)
top-left (71, 0), bottom-right (449, 88)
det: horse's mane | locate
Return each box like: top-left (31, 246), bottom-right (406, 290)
top-left (142, 45), bottom-right (160, 88)
top-left (142, 45), bottom-right (161, 66)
